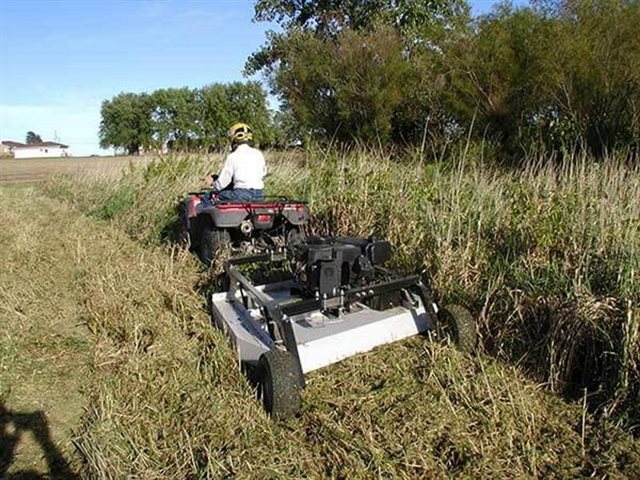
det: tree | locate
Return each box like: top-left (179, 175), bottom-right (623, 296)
top-left (98, 82), bottom-right (276, 153)
top-left (247, 0), bottom-right (639, 157)
top-left (442, 0), bottom-right (640, 155)
top-left (151, 87), bottom-right (200, 151)
top-left (271, 25), bottom-right (414, 143)
top-left (247, 0), bottom-right (470, 75)
top-left (25, 131), bottom-right (42, 144)
top-left (197, 81), bottom-right (275, 150)
top-left (99, 93), bottom-right (154, 155)
top-left (246, 1), bottom-right (470, 146)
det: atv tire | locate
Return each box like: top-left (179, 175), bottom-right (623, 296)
top-left (286, 226), bottom-right (306, 245)
top-left (438, 304), bottom-right (477, 353)
top-left (174, 223), bottom-right (191, 249)
top-left (174, 203), bottom-right (192, 249)
top-left (258, 350), bottom-right (303, 419)
top-left (198, 224), bottom-right (230, 267)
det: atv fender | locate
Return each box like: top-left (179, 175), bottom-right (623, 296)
top-left (282, 205), bottom-right (310, 226)
top-left (199, 206), bottom-right (248, 228)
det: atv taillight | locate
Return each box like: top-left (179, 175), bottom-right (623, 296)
top-left (256, 214), bottom-right (272, 223)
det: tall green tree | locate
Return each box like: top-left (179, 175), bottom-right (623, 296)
top-left (99, 82), bottom-right (275, 153)
top-left (547, 0), bottom-right (640, 154)
top-left (198, 81), bottom-right (275, 149)
top-left (151, 87), bottom-right (200, 151)
top-left (246, 1), bottom-right (470, 79)
top-left (271, 25), bottom-right (414, 143)
top-left (99, 93), bottom-right (154, 155)
top-left (247, 1), bottom-right (470, 145)
top-left (442, 0), bottom-right (640, 155)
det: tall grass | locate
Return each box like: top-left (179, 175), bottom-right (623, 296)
top-left (48, 147), bottom-right (639, 428)
top-left (37, 147), bottom-right (640, 477)
top-left (294, 147), bottom-right (640, 427)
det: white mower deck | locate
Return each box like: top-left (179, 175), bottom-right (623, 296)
top-left (210, 281), bottom-right (433, 373)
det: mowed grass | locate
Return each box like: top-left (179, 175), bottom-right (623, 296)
top-left (30, 148), bottom-right (640, 477)
top-left (1, 185), bottom-right (90, 477)
top-left (0, 155), bottom-right (152, 184)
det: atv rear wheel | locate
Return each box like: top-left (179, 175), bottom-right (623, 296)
top-left (174, 223), bottom-right (191, 249)
top-left (174, 203), bottom-right (192, 248)
top-left (286, 226), bottom-right (306, 245)
top-left (258, 350), bottom-right (303, 419)
top-left (198, 224), bottom-right (230, 267)
top-left (438, 304), bottom-right (477, 353)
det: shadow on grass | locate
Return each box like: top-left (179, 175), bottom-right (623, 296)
top-left (0, 404), bottom-right (79, 479)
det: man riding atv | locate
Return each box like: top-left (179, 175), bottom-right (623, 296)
top-left (202, 122), bottom-right (266, 204)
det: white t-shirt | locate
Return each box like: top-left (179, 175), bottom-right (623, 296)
top-left (213, 144), bottom-right (266, 190)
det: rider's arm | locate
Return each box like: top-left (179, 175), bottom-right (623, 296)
top-left (213, 154), bottom-right (234, 190)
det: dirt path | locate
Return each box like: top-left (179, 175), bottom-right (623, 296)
top-left (0, 185), bottom-right (92, 478)
top-left (0, 156), bottom-right (151, 184)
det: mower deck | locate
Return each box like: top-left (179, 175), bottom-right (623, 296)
top-left (210, 281), bottom-right (433, 373)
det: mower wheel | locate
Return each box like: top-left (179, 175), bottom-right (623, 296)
top-left (438, 304), bottom-right (477, 353)
top-left (258, 350), bottom-right (303, 419)
top-left (198, 224), bottom-right (230, 266)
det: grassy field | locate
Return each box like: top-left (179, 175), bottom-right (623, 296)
top-left (2, 149), bottom-right (639, 478)
top-left (0, 156), bottom-right (151, 184)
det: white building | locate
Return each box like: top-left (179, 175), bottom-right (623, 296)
top-left (1, 140), bottom-right (70, 158)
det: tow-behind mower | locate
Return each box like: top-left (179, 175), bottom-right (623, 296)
top-left (210, 235), bottom-right (477, 419)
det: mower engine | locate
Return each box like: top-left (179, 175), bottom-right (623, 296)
top-left (293, 236), bottom-right (392, 297)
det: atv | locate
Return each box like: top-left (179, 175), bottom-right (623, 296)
top-left (176, 189), bottom-right (309, 265)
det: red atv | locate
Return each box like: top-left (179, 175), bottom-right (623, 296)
top-left (176, 190), bottom-right (310, 265)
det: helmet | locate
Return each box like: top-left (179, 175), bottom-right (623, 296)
top-left (228, 122), bottom-right (253, 143)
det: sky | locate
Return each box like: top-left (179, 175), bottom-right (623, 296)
top-left (0, 0), bottom-right (527, 156)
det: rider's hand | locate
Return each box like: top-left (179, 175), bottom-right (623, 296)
top-left (203, 175), bottom-right (214, 187)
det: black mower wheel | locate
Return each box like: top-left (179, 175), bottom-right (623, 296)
top-left (258, 350), bottom-right (303, 419)
top-left (438, 304), bottom-right (477, 353)
top-left (198, 224), bottom-right (230, 267)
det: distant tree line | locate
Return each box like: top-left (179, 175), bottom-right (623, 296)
top-left (99, 1), bottom-right (639, 159)
top-left (99, 82), bottom-right (279, 155)
top-left (246, 0), bottom-right (640, 158)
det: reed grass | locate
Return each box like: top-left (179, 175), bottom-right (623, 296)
top-left (38, 146), bottom-right (640, 477)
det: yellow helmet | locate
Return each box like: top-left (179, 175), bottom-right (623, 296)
top-left (228, 122), bottom-right (253, 143)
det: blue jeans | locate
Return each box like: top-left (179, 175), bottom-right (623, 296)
top-left (217, 188), bottom-right (264, 202)
top-left (200, 188), bottom-right (264, 208)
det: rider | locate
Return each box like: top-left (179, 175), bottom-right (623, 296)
top-left (204, 122), bottom-right (266, 202)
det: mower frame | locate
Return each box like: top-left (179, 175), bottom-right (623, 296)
top-left (215, 249), bottom-right (440, 384)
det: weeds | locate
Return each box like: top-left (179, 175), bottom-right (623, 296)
top-left (38, 146), bottom-right (640, 477)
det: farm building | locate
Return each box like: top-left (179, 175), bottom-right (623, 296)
top-left (1, 140), bottom-right (70, 158)
top-left (1, 141), bottom-right (24, 157)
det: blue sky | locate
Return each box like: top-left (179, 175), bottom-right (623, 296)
top-left (0, 0), bottom-right (526, 156)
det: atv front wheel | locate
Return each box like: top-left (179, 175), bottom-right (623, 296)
top-left (438, 304), bottom-right (477, 353)
top-left (198, 224), bottom-right (230, 267)
top-left (258, 350), bottom-right (303, 419)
